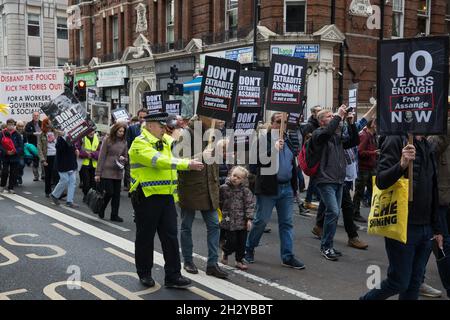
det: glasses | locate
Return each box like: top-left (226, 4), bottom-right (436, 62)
top-left (274, 120), bottom-right (287, 124)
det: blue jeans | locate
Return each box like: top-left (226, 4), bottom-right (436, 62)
top-left (51, 170), bottom-right (76, 204)
top-left (180, 208), bottom-right (220, 267)
top-left (435, 205), bottom-right (450, 297)
top-left (297, 169), bottom-right (305, 191)
top-left (360, 224), bottom-right (433, 300)
top-left (246, 183), bottom-right (295, 262)
top-left (305, 177), bottom-right (320, 202)
top-left (316, 183), bottom-right (343, 250)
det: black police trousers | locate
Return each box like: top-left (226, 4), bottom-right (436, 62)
top-left (133, 194), bottom-right (182, 282)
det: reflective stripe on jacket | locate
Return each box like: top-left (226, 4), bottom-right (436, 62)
top-left (129, 128), bottom-right (189, 200)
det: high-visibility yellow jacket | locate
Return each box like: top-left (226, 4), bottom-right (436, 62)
top-left (81, 134), bottom-right (100, 168)
top-left (128, 128), bottom-right (190, 200)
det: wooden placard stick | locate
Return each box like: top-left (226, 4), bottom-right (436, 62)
top-left (408, 133), bottom-right (414, 202)
top-left (279, 112), bottom-right (287, 140)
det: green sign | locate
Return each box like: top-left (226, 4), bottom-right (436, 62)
top-left (74, 72), bottom-right (97, 87)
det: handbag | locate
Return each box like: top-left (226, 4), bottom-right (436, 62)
top-left (86, 185), bottom-right (105, 215)
top-left (367, 177), bottom-right (409, 244)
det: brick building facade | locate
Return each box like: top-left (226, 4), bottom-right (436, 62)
top-left (68, 0), bottom-right (450, 117)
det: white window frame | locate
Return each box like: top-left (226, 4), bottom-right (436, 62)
top-left (225, 0), bottom-right (238, 39)
top-left (391, 0), bottom-right (404, 38)
top-left (112, 15), bottom-right (119, 54)
top-left (284, 0), bottom-right (307, 34)
top-left (27, 13), bottom-right (41, 37)
top-left (166, 0), bottom-right (175, 47)
top-left (417, 0), bottom-right (431, 35)
top-left (57, 17), bottom-right (68, 40)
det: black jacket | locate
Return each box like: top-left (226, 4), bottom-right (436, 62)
top-left (312, 116), bottom-right (359, 185)
top-left (301, 116), bottom-right (320, 137)
top-left (250, 131), bottom-right (298, 196)
top-left (376, 135), bottom-right (441, 234)
top-left (55, 136), bottom-right (78, 172)
top-left (24, 120), bottom-right (42, 146)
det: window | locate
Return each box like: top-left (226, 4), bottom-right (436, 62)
top-left (112, 15), bottom-right (119, 55)
top-left (79, 28), bottom-right (84, 61)
top-left (417, 0), bottom-right (431, 35)
top-left (285, 1), bottom-right (306, 33)
top-left (166, 0), bottom-right (175, 48)
top-left (57, 17), bottom-right (68, 39)
top-left (57, 58), bottom-right (68, 67)
top-left (29, 56), bottom-right (40, 67)
top-left (28, 14), bottom-right (40, 37)
top-left (226, 0), bottom-right (238, 39)
top-left (392, 0), bottom-right (404, 38)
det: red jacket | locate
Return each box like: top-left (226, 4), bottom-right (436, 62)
top-left (358, 128), bottom-right (377, 171)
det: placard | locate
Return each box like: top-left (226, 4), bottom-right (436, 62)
top-left (377, 37), bottom-right (449, 135)
top-left (164, 100), bottom-right (181, 116)
top-left (143, 91), bottom-right (165, 115)
top-left (197, 56), bottom-right (240, 122)
top-left (266, 54), bottom-right (307, 113)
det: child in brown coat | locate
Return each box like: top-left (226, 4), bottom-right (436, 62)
top-left (219, 166), bottom-right (255, 270)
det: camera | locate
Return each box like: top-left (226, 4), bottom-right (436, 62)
top-left (346, 106), bottom-right (354, 113)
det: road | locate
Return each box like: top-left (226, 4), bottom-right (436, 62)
top-left (0, 169), bottom-right (446, 300)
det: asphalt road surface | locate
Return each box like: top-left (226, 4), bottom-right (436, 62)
top-left (0, 169), bottom-right (446, 300)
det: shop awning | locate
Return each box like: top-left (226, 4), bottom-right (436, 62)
top-left (183, 76), bottom-right (202, 92)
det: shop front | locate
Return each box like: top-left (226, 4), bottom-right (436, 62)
top-left (96, 66), bottom-right (129, 111)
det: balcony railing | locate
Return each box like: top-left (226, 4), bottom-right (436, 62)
top-left (201, 26), bottom-right (252, 45)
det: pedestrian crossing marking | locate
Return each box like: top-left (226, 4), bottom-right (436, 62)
top-left (104, 247), bottom-right (223, 300)
top-left (62, 206), bottom-right (130, 232)
top-left (51, 223), bottom-right (80, 236)
top-left (15, 206), bottom-right (36, 215)
top-left (0, 289), bottom-right (28, 300)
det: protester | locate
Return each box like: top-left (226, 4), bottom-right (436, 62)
top-left (95, 123), bottom-right (128, 222)
top-left (25, 112), bottom-right (43, 181)
top-left (353, 119), bottom-right (378, 223)
top-left (77, 131), bottom-right (101, 202)
top-left (23, 142), bottom-right (39, 184)
top-left (15, 121), bottom-right (26, 185)
top-left (125, 108), bottom-right (147, 190)
top-left (0, 119), bottom-right (23, 193)
top-left (360, 135), bottom-right (443, 300)
top-left (245, 112), bottom-right (305, 269)
top-left (38, 118), bottom-right (59, 197)
top-left (312, 111), bottom-right (368, 250)
top-left (176, 115), bottom-right (229, 279)
top-left (50, 130), bottom-right (79, 208)
top-left (311, 106), bottom-right (359, 261)
top-left (219, 166), bottom-right (255, 270)
top-left (128, 112), bottom-right (203, 288)
top-left (423, 119), bottom-right (450, 299)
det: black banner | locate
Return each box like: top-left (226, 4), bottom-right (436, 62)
top-left (164, 100), bottom-right (181, 116)
top-left (377, 37), bottom-right (449, 135)
top-left (266, 54), bottom-right (307, 113)
top-left (143, 91), bottom-right (165, 115)
top-left (41, 87), bottom-right (95, 143)
top-left (197, 56), bottom-right (240, 122)
top-left (233, 70), bottom-right (264, 133)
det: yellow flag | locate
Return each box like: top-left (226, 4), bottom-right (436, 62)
top-left (0, 104), bottom-right (10, 115)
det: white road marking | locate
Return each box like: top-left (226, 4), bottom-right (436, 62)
top-left (3, 194), bottom-right (269, 300)
top-left (15, 206), bottom-right (36, 215)
top-left (23, 191), bottom-right (32, 195)
top-left (0, 196), bottom-right (3, 200)
top-left (0, 289), bottom-right (28, 300)
top-left (51, 223), bottom-right (80, 236)
top-left (104, 247), bottom-right (222, 300)
top-left (192, 252), bottom-right (321, 300)
top-left (62, 206), bottom-right (130, 232)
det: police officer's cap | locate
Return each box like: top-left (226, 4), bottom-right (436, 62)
top-left (144, 112), bottom-right (168, 125)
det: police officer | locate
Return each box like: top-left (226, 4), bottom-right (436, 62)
top-left (129, 112), bottom-right (204, 288)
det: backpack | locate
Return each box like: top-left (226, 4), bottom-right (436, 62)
top-left (1, 130), bottom-right (16, 155)
top-left (297, 137), bottom-right (322, 177)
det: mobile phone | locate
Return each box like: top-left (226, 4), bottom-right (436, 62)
top-left (346, 106), bottom-right (354, 113)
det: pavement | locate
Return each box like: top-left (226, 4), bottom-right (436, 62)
top-left (0, 168), bottom-right (447, 300)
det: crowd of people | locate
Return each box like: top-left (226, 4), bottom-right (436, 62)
top-left (0, 104), bottom-right (448, 299)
